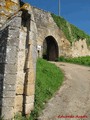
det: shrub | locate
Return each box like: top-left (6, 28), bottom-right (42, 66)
top-left (51, 14), bottom-right (90, 46)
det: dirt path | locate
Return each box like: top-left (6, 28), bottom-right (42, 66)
top-left (38, 62), bottom-right (90, 120)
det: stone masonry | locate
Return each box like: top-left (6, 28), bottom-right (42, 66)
top-left (71, 39), bottom-right (90, 57)
top-left (0, 0), bottom-right (90, 119)
top-left (32, 7), bottom-right (71, 58)
top-left (0, 2), bottom-right (37, 119)
top-left (32, 7), bottom-right (90, 58)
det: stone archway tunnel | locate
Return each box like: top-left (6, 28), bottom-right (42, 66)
top-left (43, 36), bottom-right (59, 61)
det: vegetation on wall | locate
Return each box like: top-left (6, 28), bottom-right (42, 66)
top-left (51, 14), bottom-right (90, 46)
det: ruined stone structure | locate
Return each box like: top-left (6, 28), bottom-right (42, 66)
top-left (0, 0), bottom-right (90, 119)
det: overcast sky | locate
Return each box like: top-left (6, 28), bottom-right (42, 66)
top-left (22, 0), bottom-right (90, 35)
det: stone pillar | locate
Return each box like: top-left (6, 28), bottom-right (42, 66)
top-left (0, 12), bottom-right (22, 119)
top-left (23, 5), bottom-right (37, 115)
top-left (0, 5), bottom-right (37, 119)
top-left (14, 27), bottom-right (27, 114)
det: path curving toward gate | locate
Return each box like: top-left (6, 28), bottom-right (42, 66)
top-left (38, 62), bottom-right (90, 120)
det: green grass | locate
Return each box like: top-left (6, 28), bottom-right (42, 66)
top-left (14, 114), bottom-right (29, 120)
top-left (30, 58), bottom-right (64, 120)
top-left (58, 56), bottom-right (90, 66)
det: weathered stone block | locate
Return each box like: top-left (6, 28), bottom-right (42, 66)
top-left (15, 95), bottom-right (23, 107)
top-left (25, 103), bottom-right (34, 115)
top-left (2, 97), bottom-right (15, 106)
top-left (7, 37), bottom-right (19, 47)
top-left (3, 90), bottom-right (15, 98)
top-left (25, 95), bottom-right (34, 104)
top-left (9, 16), bottom-right (22, 28)
top-left (19, 31), bottom-right (27, 50)
top-left (32, 46), bottom-right (37, 63)
top-left (16, 84), bottom-right (24, 95)
top-left (3, 84), bottom-right (16, 91)
top-left (6, 46), bottom-right (18, 64)
top-left (26, 84), bottom-right (35, 96)
top-left (8, 27), bottom-right (19, 38)
top-left (25, 60), bottom-right (30, 69)
top-left (18, 50), bottom-right (26, 61)
top-left (4, 74), bottom-right (16, 84)
top-left (30, 20), bottom-right (37, 33)
top-left (29, 31), bottom-right (37, 43)
top-left (1, 106), bottom-right (14, 120)
top-left (16, 72), bottom-right (25, 84)
top-left (5, 63), bottom-right (17, 74)
top-left (17, 54), bottom-right (26, 71)
top-left (14, 105), bottom-right (22, 113)
top-left (26, 71), bottom-right (35, 84)
top-left (28, 61), bottom-right (34, 69)
top-left (17, 63), bottom-right (25, 72)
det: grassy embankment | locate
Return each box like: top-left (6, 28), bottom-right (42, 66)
top-left (58, 56), bottom-right (90, 66)
top-left (30, 58), bottom-right (64, 119)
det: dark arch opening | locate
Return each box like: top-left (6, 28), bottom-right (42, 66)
top-left (43, 36), bottom-right (59, 61)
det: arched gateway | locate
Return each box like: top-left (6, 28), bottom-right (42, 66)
top-left (43, 36), bottom-right (59, 61)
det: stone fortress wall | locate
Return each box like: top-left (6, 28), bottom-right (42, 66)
top-left (32, 7), bottom-right (90, 58)
top-left (0, 0), bottom-right (90, 119)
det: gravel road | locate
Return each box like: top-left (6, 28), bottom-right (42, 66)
top-left (38, 62), bottom-right (90, 120)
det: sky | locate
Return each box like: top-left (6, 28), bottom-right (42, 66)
top-left (22, 0), bottom-right (90, 35)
